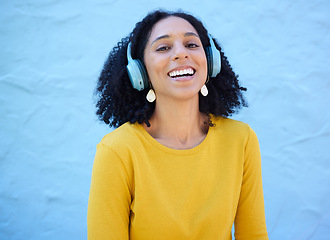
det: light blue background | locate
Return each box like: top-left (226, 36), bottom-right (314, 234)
top-left (1, 0), bottom-right (329, 239)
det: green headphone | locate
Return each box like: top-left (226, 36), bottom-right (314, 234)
top-left (126, 34), bottom-right (221, 91)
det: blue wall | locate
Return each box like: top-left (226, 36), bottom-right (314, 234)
top-left (1, 0), bottom-right (329, 239)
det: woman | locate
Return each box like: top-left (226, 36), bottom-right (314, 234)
top-left (88, 10), bottom-right (268, 240)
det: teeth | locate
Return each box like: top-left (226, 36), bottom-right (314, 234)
top-left (169, 68), bottom-right (194, 77)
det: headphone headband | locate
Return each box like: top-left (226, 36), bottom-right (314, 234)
top-left (126, 42), bottom-right (133, 62)
top-left (207, 34), bottom-right (221, 78)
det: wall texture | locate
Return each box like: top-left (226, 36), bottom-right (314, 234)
top-left (1, 0), bottom-right (329, 239)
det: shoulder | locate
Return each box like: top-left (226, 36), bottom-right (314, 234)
top-left (94, 122), bottom-right (145, 172)
top-left (212, 116), bottom-right (253, 134)
top-left (211, 116), bottom-right (257, 144)
top-left (99, 122), bottom-right (143, 151)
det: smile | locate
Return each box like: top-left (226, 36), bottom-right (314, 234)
top-left (168, 67), bottom-right (195, 78)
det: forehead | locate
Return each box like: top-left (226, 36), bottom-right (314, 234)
top-left (148, 16), bottom-right (198, 41)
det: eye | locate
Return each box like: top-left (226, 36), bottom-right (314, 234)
top-left (186, 43), bottom-right (200, 48)
top-left (156, 46), bottom-right (170, 52)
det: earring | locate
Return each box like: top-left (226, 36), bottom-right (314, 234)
top-left (205, 75), bottom-right (210, 84)
top-left (146, 89), bottom-right (156, 102)
top-left (200, 84), bottom-right (208, 97)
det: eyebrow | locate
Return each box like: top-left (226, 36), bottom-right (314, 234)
top-left (151, 32), bottom-right (200, 46)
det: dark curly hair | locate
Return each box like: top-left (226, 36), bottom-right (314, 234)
top-left (95, 10), bottom-right (247, 128)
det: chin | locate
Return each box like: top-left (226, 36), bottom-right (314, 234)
top-left (172, 89), bottom-right (201, 101)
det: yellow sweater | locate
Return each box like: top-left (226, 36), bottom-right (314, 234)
top-left (88, 117), bottom-right (268, 239)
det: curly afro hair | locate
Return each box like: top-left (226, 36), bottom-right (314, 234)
top-left (95, 10), bottom-right (247, 128)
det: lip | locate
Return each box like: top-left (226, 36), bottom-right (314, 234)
top-left (167, 66), bottom-right (196, 78)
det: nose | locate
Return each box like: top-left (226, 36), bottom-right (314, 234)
top-left (172, 44), bottom-right (188, 61)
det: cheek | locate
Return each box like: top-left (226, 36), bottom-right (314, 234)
top-left (145, 56), bottom-right (167, 78)
top-left (199, 55), bottom-right (208, 74)
top-left (144, 60), bottom-right (162, 89)
top-left (144, 57), bottom-right (155, 78)
top-left (195, 50), bottom-right (207, 68)
top-left (202, 58), bottom-right (208, 71)
top-left (202, 52), bottom-right (208, 66)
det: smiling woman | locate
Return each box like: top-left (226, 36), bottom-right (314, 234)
top-left (143, 17), bottom-right (208, 103)
top-left (88, 10), bottom-right (269, 240)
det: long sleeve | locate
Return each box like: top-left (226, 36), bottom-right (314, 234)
top-left (87, 143), bottom-right (132, 240)
top-left (234, 127), bottom-right (269, 239)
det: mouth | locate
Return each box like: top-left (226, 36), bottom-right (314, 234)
top-left (167, 67), bottom-right (196, 79)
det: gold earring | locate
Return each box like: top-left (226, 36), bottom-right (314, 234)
top-left (205, 75), bottom-right (210, 84)
top-left (146, 89), bottom-right (156, 102)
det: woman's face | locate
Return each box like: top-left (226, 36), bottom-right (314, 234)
top-left (143, 16), bottom-right (208, 101)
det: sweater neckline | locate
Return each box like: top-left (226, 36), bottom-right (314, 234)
top-left (134, 116), bottom-right (215, 155)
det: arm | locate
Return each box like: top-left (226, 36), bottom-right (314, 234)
top-left (88, 143), bottom-right (132, 240)
top-left (234, 127), bottom-right (269, 240)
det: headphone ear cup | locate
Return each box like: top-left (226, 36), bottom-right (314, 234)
top-left (126, 59), bottom-right (149, 91)
top-left (206, 47), bottom-right (213, 78)
top-left (207, 34), bottom-right (221, 78)
top-left (126, 43), bottom-right (149, 91)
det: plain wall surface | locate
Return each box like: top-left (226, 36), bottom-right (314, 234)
top-left (1, 0), bottom-right (329, 239)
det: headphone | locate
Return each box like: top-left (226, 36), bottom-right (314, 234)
top-left (126, 34), bottom-right (221, 91)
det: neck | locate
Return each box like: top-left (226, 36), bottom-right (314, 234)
top-left (144, 95), bottom-right (209, 149)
